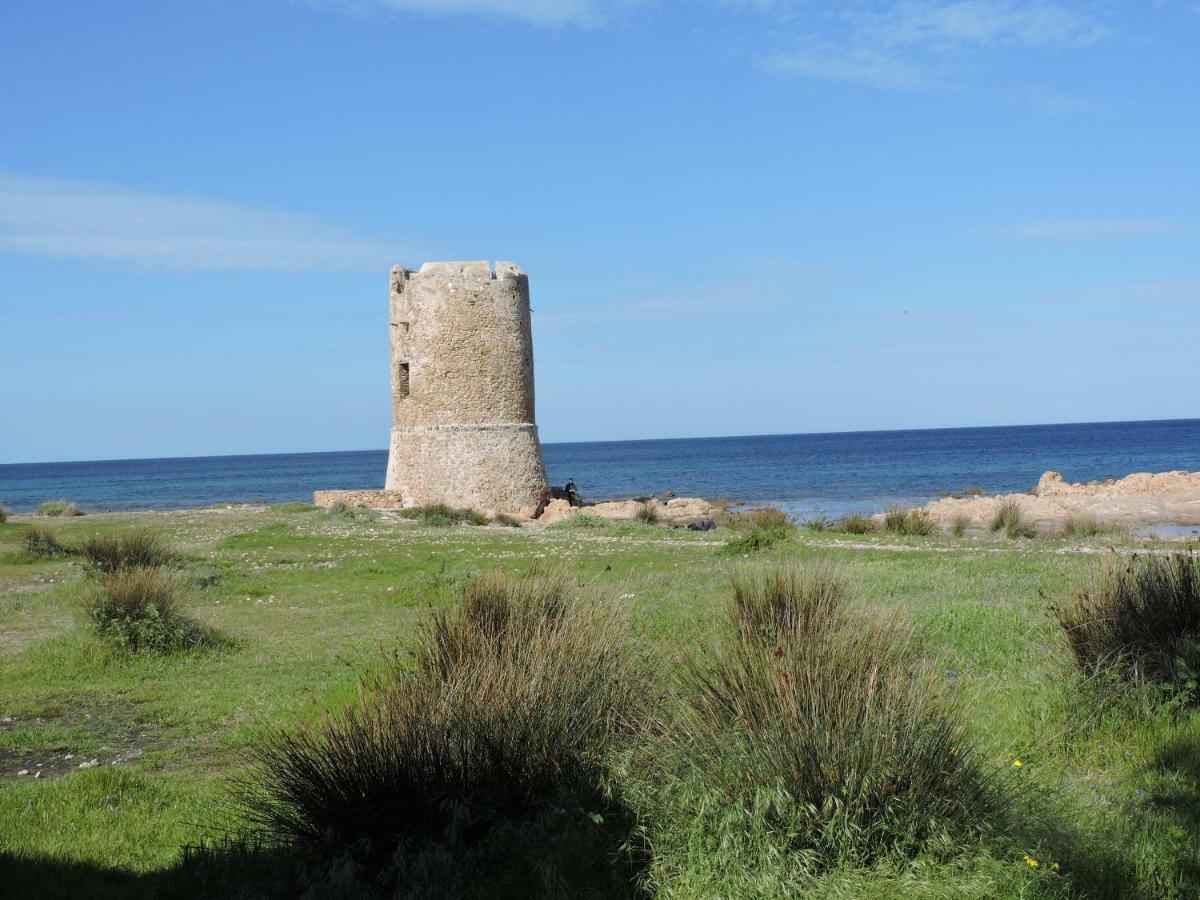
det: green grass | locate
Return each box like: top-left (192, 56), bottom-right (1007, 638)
top-left (1, 506), bottom-right (1198, 897)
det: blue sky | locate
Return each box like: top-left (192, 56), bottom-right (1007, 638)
top-left (1, 0), bottom-right (1197, 463)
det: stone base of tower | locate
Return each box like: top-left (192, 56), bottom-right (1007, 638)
top-left (385, 423), bottom-right (549, 513)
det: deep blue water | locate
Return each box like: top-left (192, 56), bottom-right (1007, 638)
top-left (2, 419), bottom-right (1198, 516)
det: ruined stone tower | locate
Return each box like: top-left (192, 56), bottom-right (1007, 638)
top-left (384, 261), bottom-right (549, 512)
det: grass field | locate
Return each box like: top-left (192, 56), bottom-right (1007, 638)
top-left (0, 505), bottom-right (1197, 898)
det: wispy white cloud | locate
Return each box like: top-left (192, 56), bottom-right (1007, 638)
top-left (750, 1), bottom-right (1106, 95)
top-left (996, 218), bottom-right (1194, 239)
top-left (299, 0), bottom-right (609, 26)
top-left (0, 173), bottom-right (398, 272)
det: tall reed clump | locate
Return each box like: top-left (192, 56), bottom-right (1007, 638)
top-left (23, 525), bottom-right (72, 558)
top-left (990, 499), bottom-right (1037, 539)
top-left (36, 499), bottom-right (85, 517)
top-left (82, 567), bottom-right (210, 653)
top-left (656, 563), bottom-right (1012, 872)
top-left (0, 504), bottom-right (9, 524)
top-left (834, 512), bottom-right (876, 535)
top-left (238, 567), bottom-right (648, 896)
top-left (883, 506), bottom-right (936, 536)
top-left (723, 507), bottom-right (796, 554)
top-left (1058, 514), bottom-right (1127, 540)
top-left (80, 530), bottom-right (174, 575)
top-left (636, 501), bottom-right (660, 525)
top-left (1052, 554), bottom-right (1200, 702)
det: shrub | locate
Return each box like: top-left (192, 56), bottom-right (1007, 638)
top-left (834, 512), bottom-right (876, 535)
top-left (660, 564), bottom-right (1012, 868)
top-left (1052, 554), bottom-right (1200, 701)
top-left (238, 569), bottom-right (646, 893)
top-left (951, 514), bottom-right (971, 537)
top-left (492, 512), bottom-right (524, 528)
top-left (548, 512), bottom-right (608, 530)
top-left (36, 499), bottom-right (85, 517)
top-left (0, 504), bottom-right (9, 524)
top-left (991, 499), bottom-right (1037, 539)
top-left (400, 504), bottom-right (489, 527)
top-left (636, 501), bottom-right (660, 525)
top-left (82, 567), bottom-right (209, 653)
top-left (723, 508), bottom-right (796, 555)
top-left (800, 512), bottom-right (833, 532)
top-left (883, 507), bottom-right (936, 536)
top-left (23, 525), bottom-right (72, 558)
top-left (963, 486), bottom-right (988, 497)
top-left (80, 530), bottom-right (173, 575)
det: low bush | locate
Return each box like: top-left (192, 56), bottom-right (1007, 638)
top-left (492, 512), bottom-right (524, 528)
top-left (991, 499), bottom-right (1037, 539)
top-left (951, 514), bottom-right (971, 537)
top-left (238, 568), bottom-right (646, 894)
top-left (723, 507), bottom-right (796, 555)
top-left (548, 512), bottom-right (608, 530)
top-left (80, 530), bottom-right (174, 575)
top-left (82, 567), bottom-right (210, 653)
top-left (1052, 554), bottom-right (1200, 702)
top-left (36, 499), bottom-right (85, 517)
top-left (963, 486), bottom-right (988, 497)
top-left (883, 506), bottom-right (936, 536)
top-left (0, 504), bottom-right (9, 524)
top-left (834, 512), bottom-right (876, 534)
top-left (23, 525), bottom-right (72, 558)
top-left (636, 501), bottom-right (660, 525)
top-left (400, 503), bottom-right (490, 527)
top-left (657, 563), bottom-right (1012, 870)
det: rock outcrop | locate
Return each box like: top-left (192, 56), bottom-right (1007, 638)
top-left (923, 470), bottom-right (1200, 532)
top-left (534, 497), bottom-right (718, 527)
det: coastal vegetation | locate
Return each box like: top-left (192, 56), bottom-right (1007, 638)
top-left (80, 531), bottom-right (174, 575)
top-left (723, 506), bottom-right (797, 553)
top-left (35, 500), bottom-right (85, 518)
top-left (1052, 554), bottom-right (1200, 703)
top-left (883, 505), bottom-right (937, 536)
top-left (399, 503), bottom-right (492, 527)
top-left (992, 498), bottom-right (1038, 539)
top-left (22, 525), bottom-right (73, 559)
top-left (81, 566), bottom-right (212, 654)
top-left (1, 507), bottom-right (1198, 897)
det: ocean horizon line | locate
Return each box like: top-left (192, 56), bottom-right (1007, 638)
top-left (4, 415), bottom-right (1198, 470)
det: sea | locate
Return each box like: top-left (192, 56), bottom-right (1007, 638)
top-left (2, 419), bottom-right (1199, 518)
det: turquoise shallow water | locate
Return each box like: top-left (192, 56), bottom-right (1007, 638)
top-left (2, 419), bottom-right (1198, 516)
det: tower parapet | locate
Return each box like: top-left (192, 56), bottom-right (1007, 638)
top-left (384, 261), bottom-right (549, 512)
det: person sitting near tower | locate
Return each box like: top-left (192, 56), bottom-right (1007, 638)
top-left (565, 479), bottom-right (582, 508)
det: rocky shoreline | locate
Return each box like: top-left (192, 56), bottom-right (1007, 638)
top-left (922, 470), bottom-right (1200, 533)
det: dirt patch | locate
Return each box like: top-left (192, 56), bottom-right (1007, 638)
top-left (0, 701), bottom-right (162, 783)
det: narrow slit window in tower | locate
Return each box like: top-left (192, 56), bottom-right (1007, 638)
top-left (396, 362), bottom-right (410, 399)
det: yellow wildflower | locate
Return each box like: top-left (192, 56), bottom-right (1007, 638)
top-left (1023, 854), bottom-right (1039, 869)
top-left (1051, 862), bottom-right (1061, 873)
top-left (1012, 759), bottom-right (1024, 768)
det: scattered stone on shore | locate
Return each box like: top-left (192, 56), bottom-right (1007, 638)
top-left (922, 470), bottom-right (1200, 534)
top-left (535, 497), bottom-right (719, 528)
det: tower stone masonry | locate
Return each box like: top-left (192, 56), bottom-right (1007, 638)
top-left (384, 260), bottom-right (549, 512)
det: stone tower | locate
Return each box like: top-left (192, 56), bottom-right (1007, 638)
top-left (384, 261), bottom-right (549, 512)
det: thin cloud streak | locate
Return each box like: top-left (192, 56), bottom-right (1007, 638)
top-left (0, 173), bottom-right (400, 272)
top-left (751, 1), bottom-right (1106, 96)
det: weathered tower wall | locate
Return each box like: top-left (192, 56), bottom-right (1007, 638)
top-left (384, 261), bottom-right (549, 512)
